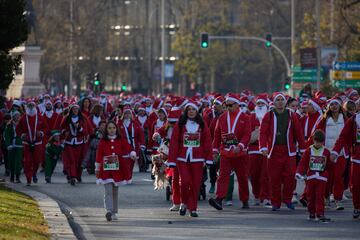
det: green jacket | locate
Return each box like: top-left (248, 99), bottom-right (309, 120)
top-left (4, 123), bottom-right (23, 149)
top-left (45, 143), bottom-right (64, 160)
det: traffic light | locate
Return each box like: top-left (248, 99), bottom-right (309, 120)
top-left (284, 78), bottom-right (291, 91)
top-left (265, 33), bottom-right (272, 48)
top-left (121, 81), bottom-right (127, 91)
top-left (200, 33), bottom-right (209, 48)
top-left (94, 72), bottom-right (100, 86)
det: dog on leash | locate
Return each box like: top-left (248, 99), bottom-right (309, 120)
top-left (151, 154), bottom-right (167, 190)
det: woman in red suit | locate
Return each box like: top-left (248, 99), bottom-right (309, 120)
top-left (168, 101), bottom-right (213, 217)
top-left (95, 121), bottom-right (134, 221)
top-left (60, 104), bottom-right (90, 185)
top-left (118, 105), bottom-right (145, 184)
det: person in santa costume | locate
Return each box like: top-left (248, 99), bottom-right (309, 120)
top-left (209, 93), bottom-right (252, 210)
top-left (135, 104), bottom-right (152, 172)
top-left (118, 105), bottom-right (145, 184)
top-left (248, 94), bottom-right (271, 206)
top-left (16, 101), bottom-right (47, 185)
top-left (167, 101), bottom-right (213, 217)
top-left (95, 121), bottom-right (135, 222)
top-left (60, 104), bottom-right (90, 185)
top-left (87, 104), bottom-right (105, 132)
top-left (331, 99), bottom-right (360, 219)
top-left (80, 97), bottom-right (92, 118)
top-left (44, 130), bottom-right (64, 183)
top-left (308, 97), bottom-right (348, 210)
top-left (206, 96), bottom-right (225, 194)
top-left (149, 108), bottom-right (168, 155)
top-left (296, 129), bottom-right (333, 223)
top-left (301, 98), bottom-right (325, 141)
top-left (99, 93), bottom-right (114, 118)
top-left (153, 108), bottom-right (182, 211)
top-left (259, 92), bottom-right (305, 211)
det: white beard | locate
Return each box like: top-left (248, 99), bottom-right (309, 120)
top-left (45, 110), bottom-right (53, 118)
top-left (71, 116), bottom-right (79, 123)
top-left (26, 108), bottom-right (37, 117)
top-left (124, 119), bottom-right (131, 128)
top-left (100, 98), bottom-right (107, 104)
top-left (255, 106), bottom-right (267, 121)
top-left (138, 115), bottom-right (147, 126)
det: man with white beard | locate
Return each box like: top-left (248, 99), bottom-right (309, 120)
top-left (99, 93), bottom-right (113, 118)
top-left (16, 101), bottom-right (47, 186)
top-left (42, 100), bottom-right (59, 144)
top-left (248, 94), bottom-right (271, 206)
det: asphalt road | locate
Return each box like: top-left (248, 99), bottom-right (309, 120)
top-left (1, 163), bottom-right (359, 240)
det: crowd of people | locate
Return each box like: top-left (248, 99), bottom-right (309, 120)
top-left (0, 87), bottom-right (359, 222)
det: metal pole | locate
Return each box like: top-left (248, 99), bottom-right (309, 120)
top-left (161, 0), bottom-right (165, 95)
top-left (316, 0), bottom-right (321, 90)
top-left (291, 0), bottom-right (295, 95)
top-left (330, 0), bottom-right (334, 41)
top-left (69, 0), bottom-right (73, 96)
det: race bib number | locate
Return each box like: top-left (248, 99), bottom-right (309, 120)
top-left (103, 155), bottom-right (119, 171)
top-left (222, 133), bottom-right (239, 147)
top-left (183, 132), bottom-right (200, 148)
top-left (357, 128), bottom-right (360, 143)
top-left (309, 155), bottom-right (326, 172)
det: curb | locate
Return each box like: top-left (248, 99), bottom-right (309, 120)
top-left (4, 182), bottom-right (77, 240)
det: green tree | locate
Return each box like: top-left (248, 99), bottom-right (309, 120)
top-left (0, 0), bottom-right (28, 91)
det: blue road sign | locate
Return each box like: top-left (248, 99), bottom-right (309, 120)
top-left (333, 62), bottom-right (360, 71)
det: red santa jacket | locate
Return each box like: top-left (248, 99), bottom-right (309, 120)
top-left (297, 145), bottom-right (331, 182)
top-left (167, 120), bottom-right (213, 166)
top-left (43, 111), bottom-right (59, 132)
top-left (95, 137), bottom-right (133, 183)
top-left (301, 111), bottom-right (322, 141)
top-left (102, 101), bottom-right (114, 117)
top-left (259, 109), bottom-right (305, 158)
top-left (60, 116), bottom-right (90, 145)
top-left (118, 119), bottom-right (145, 154)
top-left (333, 114), bottom-right (360, 164)
top-left (87, 114), bottom-right (105, 133)
top-left (16, 113), bottom-right (47, 145)
top-left (212, 109), bottom-right (251, 158)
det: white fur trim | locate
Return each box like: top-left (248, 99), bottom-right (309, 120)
top-left (309, 99), bottom-right (321, 112)
top-left (185, 102), bottom-right (199, 111)
top-left (256, 99), bottom-right (269, 106)
top-left (206, 160), bottom-right (213, 165)
top-left (166, 162), bottom-right (176, 167)
top-left (328, 99), bottom-right (341, 106)
top-left (273, 93), bottom-right (286, 101)
top-left (168, 118), bottom-right (178, 122)
top-left (225, 97), bottom-right (241, 105)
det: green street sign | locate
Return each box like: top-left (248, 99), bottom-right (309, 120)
top-left (333, 79), bottom-right (360, 88)
top-left (292, 66), bottom-right (323, 82)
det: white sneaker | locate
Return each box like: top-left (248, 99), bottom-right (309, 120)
top-left (263, 199), bottom-right (272, 207)
top-left (224, 200), bottom-right (233, 206)
top-left (291, 194), bottom-right (299, 204)
top-left (169, 204), bottom-right (180, 211)
top-left (335, 200), bottom-right (344, 210)
top-left (330, 194), bottom-right (335, 203)
top-left (112, 213), bottom-right (118, 220)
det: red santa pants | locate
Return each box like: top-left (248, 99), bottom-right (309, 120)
top-left (172, 167), bottom-right (181, 205)
top-left (249, 154), bottom-right (269, 200)
top-left (306, 179), bottom-right (326, 217)
top-left (177, 161), bottom-right (203, 211)
top-left (331, 156), bottom-right (347, 200)
top-left (121, 157), bottom-right (133, 181)
top-left (267, 145), bottom-right (296, 208)
top-left (350, 162), bottom-right (360, 209)
top-left (23, 145), bottom-right (43, 182)
top-left (216, 155), bottom-right (249, 202)
top-left (64, 144), bottom-right (86, 179)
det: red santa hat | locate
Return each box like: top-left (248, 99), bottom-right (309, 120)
top-left (327, 96), bottom-right (342, 106)
top-left (308, 98), bottom-right (324, 112)
top-left (213, 96), bottom-right (225, 105)
top-left (153, 99), bottom-right (164, 110)
top-left (225, 93), bottom-right (242, 105)
top-left (168, 108), bottom-right (182, 122)
top-left (174, 97), bottom-right (188, 109)
top-left (122, 105), bottom-right (132, 114)
top-left (239, 96), bottom-right (248, 106)
top-left (138, 103), bottom-right (146, 112)
top-left (184, 100), bottom-right (199, 111)
top-left (345, 88), bottom-right (359, 98)
top-left (301, 100), bottom-right (308, 108)
top-left (12, 100), bottom-right (22, 108)
top-left (100, 92), bottom-right (107, 97)
top-left (164, 101), bottom-right (173, 108)
top-left (255, 94), bottom-right (269, 106)
top-left (272, 92), bottom-right (286, 102)
top-left (314, 91), bottom-right (327, 101)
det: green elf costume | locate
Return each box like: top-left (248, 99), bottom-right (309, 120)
top-left (4, 112), bottom-right (23, 183)
top-left (44, 130), bottom-right (64, 183)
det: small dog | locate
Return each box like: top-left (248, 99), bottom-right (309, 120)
top-left (151, 154), bottom-right (167, 190)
